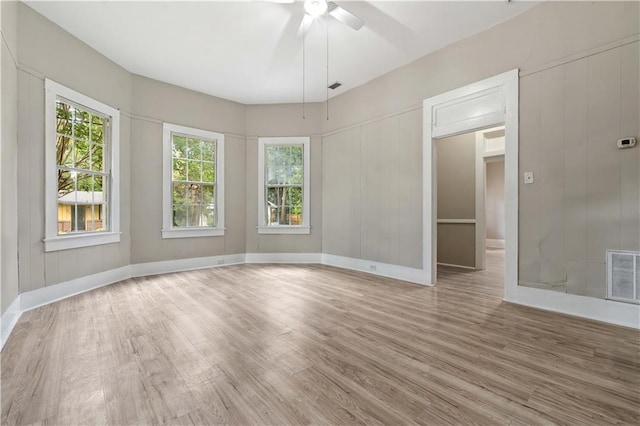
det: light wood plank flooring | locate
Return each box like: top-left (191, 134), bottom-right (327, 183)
top-left (2, 251), bottom-right (639, 425)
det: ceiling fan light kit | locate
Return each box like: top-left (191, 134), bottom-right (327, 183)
top-left (304, 0), bottom-right (328, 17)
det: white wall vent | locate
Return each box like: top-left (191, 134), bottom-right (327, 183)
top-left (607, 250), bottom-right (640, 304)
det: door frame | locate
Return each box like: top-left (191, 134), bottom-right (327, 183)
top-left (475, 126), bottom-right (506, 271)
top-left (423, 69), bottom-right (519, 300)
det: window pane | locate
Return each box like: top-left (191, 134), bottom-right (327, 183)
top-left (173, 159), bottom-right (187, 181)
top-left (94, 175), bottom-right (104, 193)
top-left (291, 146), bottom-right (303, 165)
top-left (74, 110), bottom-right (90, 141)
top-left (202, 161), bottom-right (215, 183)
top-left (90, 143), bottom-right (104, 172)
top-left (173, 205), bottom-right (187, 227)
top-left (173, 135), bottom-right (188, 159)
top-left (172, 183), bottom-right (187, 206)
top-left (202, 185), bottom-right (215, 205)
top-left (202, 140), bottom-right (216, 162)
top-left (57, 135), bottom-right (73, 167)
top-left (187, 205), bottom-right (204, 227)
top-left (74, 139), bottom-right (90, 170)
top-left (91, 122), bottom-right (104, 144)
top-left (57, 169), bottom-right (74, 197)
top-left (187, 160), bottom-right (202, 182)
top-left (204, 205), bottom-right (216, 227)
top-left (56, 102), bottom-right (73, 136)
top-left (277, 206), bottom-right (291, 225)
top-left (186, 184), bottom-right (203, 205)
top-left (76, 172), bottom-right (91, 191)
top-left (290, 165), bottom-right (303, 185)
top-left (288, 186), bottom-right (303, 218)
top-left (187, 138), bottom-right (201, 160)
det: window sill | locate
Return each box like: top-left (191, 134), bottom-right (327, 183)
top-left (43, 232), bottom-right (121, 252)
top-left (257, 226), bottom-right (310, 235)
top-left (162, 227), bottom-right (225, 239)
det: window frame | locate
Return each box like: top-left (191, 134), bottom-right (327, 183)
top-left (43, 79), bottom-right (121, 252)
top-left (258, 137), bottom-right (310, 235)
top-left (162, 122), bottom-right (225, 239)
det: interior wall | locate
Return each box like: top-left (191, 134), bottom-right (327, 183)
top-left (3, 1), bottom-right (638, 307)
top-left (129, 75), bottom-right (247, 264)
top-left (245, 103), bottom-right (323, 254)
top-left (321, 1), bottom-right (639, 298)
top-left (322, 109), bottom-right (422, 269)
top-left (436, 133), bottom-right (476, 268)
top-left (519, 41), bottom-right (639, 298)
top-left (486, 160), bottom-right (505, 241)
top-left (1, 0), bottom-right (19, 314)
top-left (14, 3), bottom-right (132, 294)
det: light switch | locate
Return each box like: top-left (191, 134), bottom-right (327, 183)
top-left (524, 172), bottom-right (534, 184)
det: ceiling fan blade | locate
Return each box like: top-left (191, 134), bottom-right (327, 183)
top-left (296, 14), bottom-right (314, 39)
top-left (327, 2), bottom-right (364, 31)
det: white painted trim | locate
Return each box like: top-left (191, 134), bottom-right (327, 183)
top-left (43, 231), bottom-right (121, 252)
top-left (3, 249), bottom-right (639, 351)
top-left (423, 69), bottom-right (519, 301)
top-left (509, 286), bottom-right (640, 330)
top-left (44, 79), bottom-right (121, 252)
top-left (20, 266), bottom-right (131, 312)
top-left (161, 228), bottom-right (225, 239)
top-left (245, 253), bottom-right (321, 263)
top-left (1, 296), bottom-right (22, 350)
top-left (475, 130), bottom-right (486, 271)
top-left (486, 239), bottom-right (505, 249)
top-left (322, 254), bottom-right (430, 286)
top-left (162, 123), bottom-right (225, 237)
top-left (257, 226), bottom-right (311, 235)
top-left (257, 137), bottom-right (311, 233)
top-left (130, 254), bottom-right (245, 277)
top-left (437, 262), bottom-right (476, 271)
top-left (436, 219), bottom-right (476, 224)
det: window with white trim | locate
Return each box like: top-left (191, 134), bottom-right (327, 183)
top-left (258, 137), bottom-right (310, 234)
top-left (162, 123), bottom-right (225, 239)
top-left (44, 79), bottom-right (120, 252)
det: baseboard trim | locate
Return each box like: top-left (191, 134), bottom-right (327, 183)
top-left (1, 296), bottom-right (22, 350)
top-left (437, 262), bottom-right (476, 270)
top-left (506, 285), bottom-right (640, 329)
top-left (4, 251), bottom-right (638, 351)
top-left (322, 254), bottom-right (430, 286)
top-left (486, 239), bottom-right (505, 249)
top-left (245, 253), bottom-right (322, 264)
top-left (130, 254), bottom-right (246, 277)
top-left (20, 266), bottom-right (131, 313)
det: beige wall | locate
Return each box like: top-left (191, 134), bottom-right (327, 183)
top-left (245, 103), bottom-right (323, 253)
top-left (486, 160), bottom-right (505, 241)
top-left (436, 133), bottom-right (476, 268)
top-left (322, 109), bottom-right (423, 268)
top-left (15, 3), bottom-right (132, 293)
top-left (3, 2), bottom-right (638, 308)
top-left (129, 76), bottom-right (247, 264)
top-left (1, 0), bottom-right (19, 314)
top-left (321, 1), bottom-right (639, 297)
top-left (519, 41), bottom-right (639, 297)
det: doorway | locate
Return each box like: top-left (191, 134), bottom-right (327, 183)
top-left (422, 69), bottom-right (519, 300)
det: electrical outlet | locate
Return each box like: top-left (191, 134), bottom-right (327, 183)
top-left (369, 264), bottom-right (377, 271)
top-left (524, 171), bottom-right (534, 184)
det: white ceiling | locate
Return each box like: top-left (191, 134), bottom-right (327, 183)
top-left (25, 1), bottom-right (538, 105)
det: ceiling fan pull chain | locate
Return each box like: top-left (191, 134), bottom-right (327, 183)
top-left (302, 16), bottom-right (306, 120)
top-left (326, 14), bottom-right (329, 121)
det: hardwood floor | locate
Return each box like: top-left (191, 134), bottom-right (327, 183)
top-left (2, 251), bottom-right (639, 425)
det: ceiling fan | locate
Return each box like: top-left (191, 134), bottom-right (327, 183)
top-left (267, 0), bottom-right (365, 38)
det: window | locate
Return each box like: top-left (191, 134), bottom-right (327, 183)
top-left (162, 123), bottom-right (225, 238)
top-left (44, 79), bottom-right (120, 252)
top-left (258, 137), bottom-right (310, 234)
